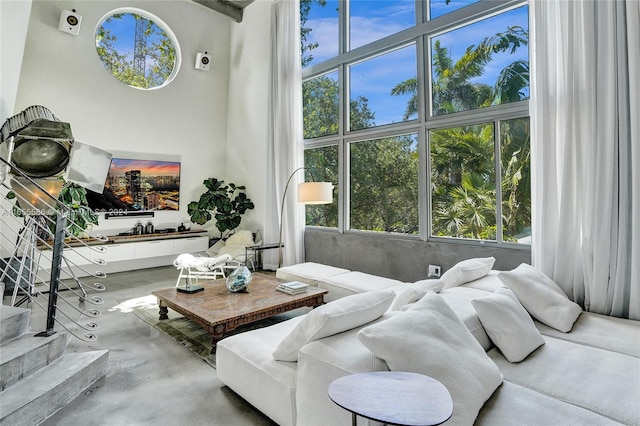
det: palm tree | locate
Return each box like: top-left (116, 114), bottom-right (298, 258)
top-left (390, 77), bottom-right (417, 120)
top-left (474, 25), bottom-right (529, 104)
top-left (391, 25), bottom-right (530, 240)
top-left (391, 25), bottom-right (529, 114)
top-left (431, 40), bottom-right (496, 114)
top-left (433, 173), bottom-right (496, 239)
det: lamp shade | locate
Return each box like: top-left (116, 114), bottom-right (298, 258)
top-left (11, 137), bottom-right (72, 178)
top-left (10, 177), bottom-right (64, 214)
top-left (297, 182), bottom-right (333, 204)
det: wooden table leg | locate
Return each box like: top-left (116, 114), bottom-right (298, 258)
top-left (210, 324), bottom-right (226, 354)
top-left (158, 302), bottom-right (168, 320)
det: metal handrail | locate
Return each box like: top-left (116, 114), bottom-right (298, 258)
top-left (0, 156), bottom-right (106, 341)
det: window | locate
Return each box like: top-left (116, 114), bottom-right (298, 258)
top-left (349, 0), bottom-right (415, 50)
top-left (304, 146), bottom-right (339, 227)
top-left (303, 71), bottom-right (339, 138)
top-left (96, 8), bottom-right (180, 90)
top-left (301, 0), bottom-right (339, 69)
top-left (500, 117), bottom-right (530, 243)
top-left (429, 0), bottom-right (480, 20)
top-left (349, 45), bottom-right (418, 130)
top-left (430, 123), bottom-right (496, 240)
top-left (350, 134), bottom-right (419, 234)
top-left (301, 0), bottom-right (530, 245)
top-left (430, 7), bottom-right (529, 116)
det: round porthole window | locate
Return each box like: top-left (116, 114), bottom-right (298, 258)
top-left (95, 8), bottom-right (181, 90)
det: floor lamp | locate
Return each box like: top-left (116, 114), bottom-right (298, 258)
top-left (278, 167), bottom-right (333, 268)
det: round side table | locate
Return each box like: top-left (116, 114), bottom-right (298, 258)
top-left (328, 371), bottom-right (453, 426)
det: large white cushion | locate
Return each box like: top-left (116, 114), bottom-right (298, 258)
top-left (488, 336), bottom-right (640, 425)
top-left (535, 311), bottom-right (640, 357)
top-left (471, 287), bottom-right (545, 362)
top-left (498, 263), bottom-right (582, 332)
top-left (272, 289), bottom-right (395, 361)
top-left (439, 287), bottom-right (493, 351)
top-left (318, 271), bottom-right (404, 302)
top-left (476, 381), bottom-right (622, 426)
top-left (276, 262), bottom-right (350, 287)
top-left (295, 314), bottom-right (396, 426)
top-left (441, 257), bottom-right (496, 290)
top-left (357, 293), bottom-right (503, 426)
top-left (460, 270), bottom-right (503, 292)
top-left (388, 279), bottom-right (444, 311)
top-left (216, 316), bottom-right (304, 426)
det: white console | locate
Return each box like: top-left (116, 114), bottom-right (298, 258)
top-left (39, 230), bottom-right (209, 279)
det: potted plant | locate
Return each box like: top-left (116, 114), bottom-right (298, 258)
top-left (55, 182), bottom-right (100, 237)
top-left (187, 178), bottom-right (255, 239)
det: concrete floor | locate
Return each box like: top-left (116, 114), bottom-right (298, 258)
top-left (22, 266), bottom-right (278, 426)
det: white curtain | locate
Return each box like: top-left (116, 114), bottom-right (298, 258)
top-left (265, 0), bottom-right (305, 269)
top-left (531, 0), bottom-right (639, 319)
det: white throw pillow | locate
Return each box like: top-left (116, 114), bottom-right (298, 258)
top-left (389, 279), bottom-right (444, 311)
top-left (471, 287), bottom-right (545, 362)
top-left (498, 263), bottom-right (582, 333)
top-left (272, 289), bottom-right (395, 361)
top-left (441, 257), bottom-right (496, 290)
top-left (358, 293), bottom-right (503, 426)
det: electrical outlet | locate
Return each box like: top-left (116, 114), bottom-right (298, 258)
top-left (428, 264), bottom-right (441, 278)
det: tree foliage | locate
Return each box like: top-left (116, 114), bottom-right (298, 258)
top-left (300, 3), bottom-right (530, 241)
top-left (300, 0), bottom-right (327, 67)
top-left (96, 13), bottom-right (176, 89)
top-left (349, 136), bottom-right (419, 234)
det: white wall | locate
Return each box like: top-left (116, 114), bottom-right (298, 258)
top-left (0, 0), bottom-right (32, 123)
top-left (226, 0), bottom-right (273, 239)
top-left (1, 0), bottom-right (33, 259)
top-left (11, 0), bottom-right (233, 236)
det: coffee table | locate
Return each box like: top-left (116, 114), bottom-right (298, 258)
top-left (151, 273), bottom-right (327, 353)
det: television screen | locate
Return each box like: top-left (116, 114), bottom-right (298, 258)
top-left (85, 158), bottom-right (180, 213)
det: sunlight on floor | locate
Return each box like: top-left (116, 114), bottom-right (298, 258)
top-left (109, 295), bottom-right (157, 313)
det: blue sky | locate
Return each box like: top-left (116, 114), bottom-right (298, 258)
top-left (96, 13), bottom-right (168, 71)
top-left (304, 1), bottom-right (529, 126)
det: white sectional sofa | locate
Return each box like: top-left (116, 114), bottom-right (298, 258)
top-left (216, 261), bottom-right (640, 426)
top-left (274, 262), bottom-right (406, 303)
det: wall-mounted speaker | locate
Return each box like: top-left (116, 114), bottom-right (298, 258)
top-left (195, 52), bottom-right (211, 71)
top-left (59, 9), bottom-right (82, 36)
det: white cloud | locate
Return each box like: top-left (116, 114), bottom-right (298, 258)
top-left (306, 1), bottom-right (416, 62)
top-left (349, 15), bottom-right (410, 49)
top-left (305, 18), bottom-right (339, 65)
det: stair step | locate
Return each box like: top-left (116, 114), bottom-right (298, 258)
top-left (0, 350), bottom-right (109, 426)
top-left (0, 306), bottom-right (30, 344)
top-left (0, 332), bottom-right (68, 391)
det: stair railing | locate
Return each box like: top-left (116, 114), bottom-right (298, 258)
top-left (0, 156), bottom-right (108, 341)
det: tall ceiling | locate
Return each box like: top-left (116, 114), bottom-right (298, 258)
top-left (190, 0), bottom-right (255, 23)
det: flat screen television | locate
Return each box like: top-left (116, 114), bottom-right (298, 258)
top-left (85, 157), bottom-right (180, 214)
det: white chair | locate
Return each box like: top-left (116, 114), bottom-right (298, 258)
top-left (173, 253), bottom-right (234, 288)
top-left (216, 230), bottom-right (259, 271)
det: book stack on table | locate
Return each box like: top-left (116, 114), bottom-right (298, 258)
top-left (277, 281), bottom-right (309, 295)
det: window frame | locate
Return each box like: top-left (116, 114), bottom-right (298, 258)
top-left (95, 7), bottom-right (182, 90)
top-left (302, 0), bottom-right (530, 249)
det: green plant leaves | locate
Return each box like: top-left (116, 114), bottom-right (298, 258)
top-left (188, 178), bottom-right (254, 237)
top-left (55, 183), bottom-right (99, 237)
